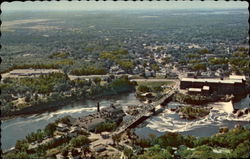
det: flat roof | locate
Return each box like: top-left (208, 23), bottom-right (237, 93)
top-left (181, 78), bottom-right (242, 84)
top-left (188, 88), bottom-right (202, 92)
top-left (202, 86), bottom-right (210, 90)
top-left (229, 75), bottom-right (246, 80)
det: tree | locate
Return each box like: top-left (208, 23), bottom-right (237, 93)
top-left (191, 63), bottom-right (206, 71)
top-left (198, 48), bottom-right (209, 54)
top-left (70, 135), bottom-right (90, 147)
top-left (15, 140), bottom-right (29, 152)
top-left (150, 64), bottom-right (160, 72)
top-left (117, 60), bottom-right (134, 72)
top-left (148, 133), bottom-right (157, 145)
top-left (45, 123), bottom-right (57, 137)
top-left (24, 94), bottom-right (31, 102)
top-left (123, 147), bottom-right (133, 159)
top-left (93, 77), bottom-right (101, 85)
top-left (53, 81), bottom-right (71, 92)
top-left (71, 148), bottom-right (80, 157)
top-left (10, 152), bottom-right (29, 159)
top-left (94, 121), bottom-right (117, 133)
top-left (137, 85), bottom-right (151, 93)
top-left (231, 141), bottom-right (250, 158)
top-left (61, 148), bottom-right (69, 157)
top-left (81, 144), bottom-right (90, 157)
top-left (112, 134), bottom-right (120, 145)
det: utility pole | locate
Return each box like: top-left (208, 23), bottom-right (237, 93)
top-left (97, 102), bottom-right (100, 112)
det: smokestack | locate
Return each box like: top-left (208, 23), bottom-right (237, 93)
top-left (97, 102), bottom-right (100, 112)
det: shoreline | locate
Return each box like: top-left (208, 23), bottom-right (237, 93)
top-left (1, 90), bottom-right (135, 121)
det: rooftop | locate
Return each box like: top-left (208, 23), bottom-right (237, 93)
top-left (188, 88), bottom-right (202, 92)
top-left (229, 75), bottom-right (246, 81)
top-left (203, 86), bottom-right (210, 90)
top-left (181, 78), bottom-right (243, 84)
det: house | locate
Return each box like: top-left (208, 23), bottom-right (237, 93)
top-left (186, 72), bottom-right (196, 78)
top-left (165, 72), bottom-right (178, 79)
top-left (145, 69), bottom-right (155, 77)
top-left (81, 118), bottom-right (105, 131)
top-left (101, 132), bottom-right (110, 139)
top-left (93, 144), bottom-right (107, 152)
top-left (56, 123), bottom-right (69, 132)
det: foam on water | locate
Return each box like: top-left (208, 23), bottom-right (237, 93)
top-left (145, 101), bottom-right (250, 133)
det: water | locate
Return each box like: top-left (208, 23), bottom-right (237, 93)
top-left (2, 93), bottom-right (250, 150)
top-left (1, 93), bottom-right (141, 150)
top-left (135, 95), bottom-right (250, 139)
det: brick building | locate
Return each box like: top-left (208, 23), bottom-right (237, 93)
top-left (180, 77), bottom-right (246, 95)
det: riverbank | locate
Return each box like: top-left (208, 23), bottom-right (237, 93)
top-left (1, 92), bottom-right (142, 150)
top-left (0, 89), bottom-right (135, 121)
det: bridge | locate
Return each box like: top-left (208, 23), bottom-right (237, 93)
top-left (113, 87), bottom-right (177, 135)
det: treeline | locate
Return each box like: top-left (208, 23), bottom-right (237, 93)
top-left (9, 72), bottom-right (69, 94)
top-left (174, 93), bottom-right (217, 105)
top-left (70, 66), bottom-right (107, 75)
top-left (229, 51), bottom-right (250, 75)
top-left (135, 126), bottom-right (250, 159)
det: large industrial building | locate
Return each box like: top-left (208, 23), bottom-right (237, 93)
top-left (180, 76), bottom-right (246, 95)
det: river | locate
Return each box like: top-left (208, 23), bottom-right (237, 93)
top-left (1, 93), bottom-right (141, 151)
top-left (2, 93), bottom-right (250, 151)
top-left (135, 94), bottom-right (250, 138)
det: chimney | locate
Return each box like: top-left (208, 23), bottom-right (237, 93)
top-left (97, 102), bottom-right (100, 112)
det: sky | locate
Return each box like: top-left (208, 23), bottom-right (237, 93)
top-left (1, 0), bottom-right (248, 11)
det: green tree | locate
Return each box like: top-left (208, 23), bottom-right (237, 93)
top-left (94, 121), bottom-right (117, 133)
top-left (45, 123), bottom-right (57, 137)
top-left (112, 134), bottom-right (120, 145)
top-left (123, 147), bottom-right (134, 159)
top-left (70, 135), bottom-right (90, 147)
top-left (137, 85), bottom-right (151, 93)
top-left (82, 144), bottom-right (90, 157)
top-left (93, 77), bottom-right (102, 85)
top-left (191, 63), bottom-right (206, 71)
top-left (150, 64), bottom-right (160, 72)
top-left (15, 139), bottom-right (29, 152)
top-left (231, 141), bottom-right (250, 158)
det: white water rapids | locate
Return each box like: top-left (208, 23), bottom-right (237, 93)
top-left (135, 96), bottom-right (250, 138)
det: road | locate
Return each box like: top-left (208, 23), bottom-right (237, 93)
top-left (131, 78), bottom-right (178, 82)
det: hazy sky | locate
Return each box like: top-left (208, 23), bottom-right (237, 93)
top-left (1, 1), bottom-right (248, 11)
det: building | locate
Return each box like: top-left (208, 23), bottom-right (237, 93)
top-left (75, 105), bottom-right (125, 131)
top-left (93, 144), bottom-right (107, 152)
top-left (180, 77), bottom-right (246, 95)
